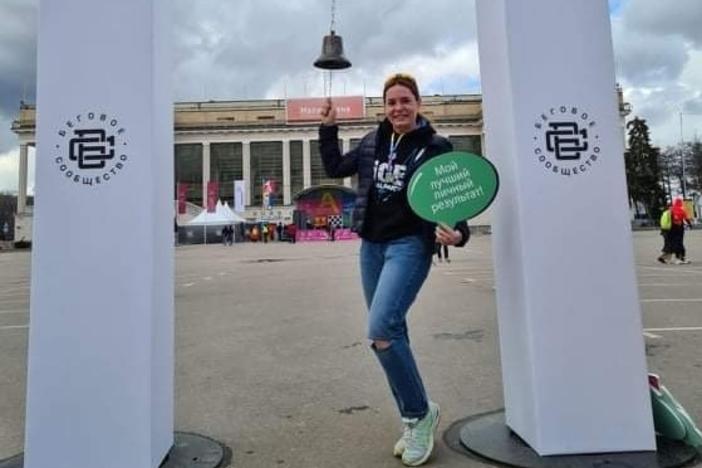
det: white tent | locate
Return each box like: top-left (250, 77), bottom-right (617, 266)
top-left (221, 201), bottom-right (246, 223)
top-left (187, 200), bottom-right (246, 225)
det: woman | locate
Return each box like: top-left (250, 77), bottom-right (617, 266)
top-left (319, 73), bottom-right (469, 466)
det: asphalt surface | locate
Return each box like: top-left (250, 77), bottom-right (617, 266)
top-left (0, 231), bottom-right (701, 468)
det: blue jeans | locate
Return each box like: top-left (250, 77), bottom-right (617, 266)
top-left (360, 235), bottom-right (432, 419)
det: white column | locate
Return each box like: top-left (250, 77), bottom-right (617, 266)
top-left (476, 0), bottom-right (654, 455)
top-left (302, 139), bottom-right (311, 188)
top-left (17, 143), bottom-right (29, 214)
top-left (242, 141), bottom-right (251, 205)
top-left (26, 1), bottom-right (173, 467)
top-left (342, 138), bottom-right (352, 188)
top-left (201, 141), bottom-right (210, 209)
top-left (283, 139), bottom-right (291, 205)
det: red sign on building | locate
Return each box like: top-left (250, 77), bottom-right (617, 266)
top-left (177, 183), bottom-right (188, 214)
top-left (286, 96), bottom-right (365, 123)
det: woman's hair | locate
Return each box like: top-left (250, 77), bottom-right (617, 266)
top-left (383, 73), bottom-right (420, 102)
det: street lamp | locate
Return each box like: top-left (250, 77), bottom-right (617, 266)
top-left (679, 111), bottom-right (702, 199)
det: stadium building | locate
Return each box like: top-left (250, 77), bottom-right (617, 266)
top-left (10, 91), bottom-right (628, 242)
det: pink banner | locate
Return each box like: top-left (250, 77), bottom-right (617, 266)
top-left (286, 96), bottom-right (365, 122)
top-left (262, 179), bottom-right (276, 194)
top-left (262, 179), bottom-right (277, 208)
top-left (297, 229), bottom-right (358, 242)
top-left (207, 181), bottom-right (219, 213)
top-left (177, 183), bottom-right (187, 214)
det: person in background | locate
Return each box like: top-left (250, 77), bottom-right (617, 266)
top-left (287, 223), bottom-right (297, 244)
top-left (657, 206), bottom-right (672, 264)
top-left (221, 225), bottom-right (228, 246)
top-left (226, 225), bottom-right (234, 246)
top-left (174, 218), bottom-right (179, 246)
top-left (668, 197), bottom-right (693, 264)
top-left (319, 73), bottom-right (470, 466)
top-left (434, 242), bottom-right (449, 264)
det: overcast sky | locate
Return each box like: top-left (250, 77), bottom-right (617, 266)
top-left (0, 0), bottom-right (701, 193)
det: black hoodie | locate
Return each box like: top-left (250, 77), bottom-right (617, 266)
top-left (319, 116), bottom-right (469, 249)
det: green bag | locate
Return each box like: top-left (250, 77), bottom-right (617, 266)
top-left (660, 210), bottom-right (672, 230)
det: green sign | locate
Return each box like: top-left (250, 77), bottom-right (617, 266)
top-left (407, 151), bottom-right (499, 225)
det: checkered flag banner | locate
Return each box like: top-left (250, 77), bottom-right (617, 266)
top-left (327, 214), bottom-right (343, 228)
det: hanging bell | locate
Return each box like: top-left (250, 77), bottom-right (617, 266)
top-left (313, 31), bottom-right (352, 70)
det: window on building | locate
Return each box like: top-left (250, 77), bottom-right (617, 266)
top-left (175, 143), bottom-right (203, 207)
top-left (310, 139), bottom-right (344, 187)
top-left (210, 143), bottom-right (243, 206)
top-left (448, 135), bottom-right (482, 156)
top-left (290, 140), bottom-right (304, 200)
top-left (250, 141), bottom-right (283, 207)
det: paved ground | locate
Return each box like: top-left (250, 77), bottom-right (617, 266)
top-left (0, 231), bottom-right (701, 467)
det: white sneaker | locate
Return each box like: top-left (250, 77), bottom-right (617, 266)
top-left (401, 402), bottom-right (440, 466)
top-left (393, 425), bottom-right (410, 457)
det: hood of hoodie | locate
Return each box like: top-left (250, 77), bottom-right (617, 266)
top-left (376, 115), bottom-right (436, 149)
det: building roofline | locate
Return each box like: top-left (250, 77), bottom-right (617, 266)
top-left (15, 93), bottom-right (484, 112)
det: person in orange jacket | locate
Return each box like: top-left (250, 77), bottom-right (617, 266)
top-left (667, 198), bottom-right (693, 264)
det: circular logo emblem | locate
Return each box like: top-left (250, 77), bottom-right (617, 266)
top-left (53, 112), bottom-right (128, 186)
top-left (533, 106), bottom-right (600, 177)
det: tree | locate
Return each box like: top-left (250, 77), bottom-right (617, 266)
top-left (624, 117), bottom-right (667, 220)
top-left (659, 147), bottom-right (676, 202)
top-left (687, 139), bottom-right (702, 194)
top-left (662, 140), bottom-right (702, 198)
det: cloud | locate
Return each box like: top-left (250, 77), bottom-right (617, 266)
top-left (0, 0), bottom-right (701, 191)
top-left (170, 0), bottom-right (478, 100)
top-left (613, 29), bottom-right (688, 87)
top-left (0, 0), bottom-right (37, 108)
top-left (622, 0), bottom-right (702, 48)
top-left (611, 0), bottom-right (702, 147)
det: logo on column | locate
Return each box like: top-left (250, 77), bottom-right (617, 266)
top-left (532, 106), bottom-right (600, 177)
top-left (52, 112), bottom-right (128, 186)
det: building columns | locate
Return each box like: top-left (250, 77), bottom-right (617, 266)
top-left (283, 139), bottom-right (291, 205)
top-left (201, 141), bottom-right (210, 208)
top-left (242, 141), bottom-right (251, 205)
top-left (17, 143), bottom-right (29, 214)
top-left (302, 139), bottom-right (311, 189)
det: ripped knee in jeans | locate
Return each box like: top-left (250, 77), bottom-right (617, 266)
top-left (371, 339), bottom-right (392, 351)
